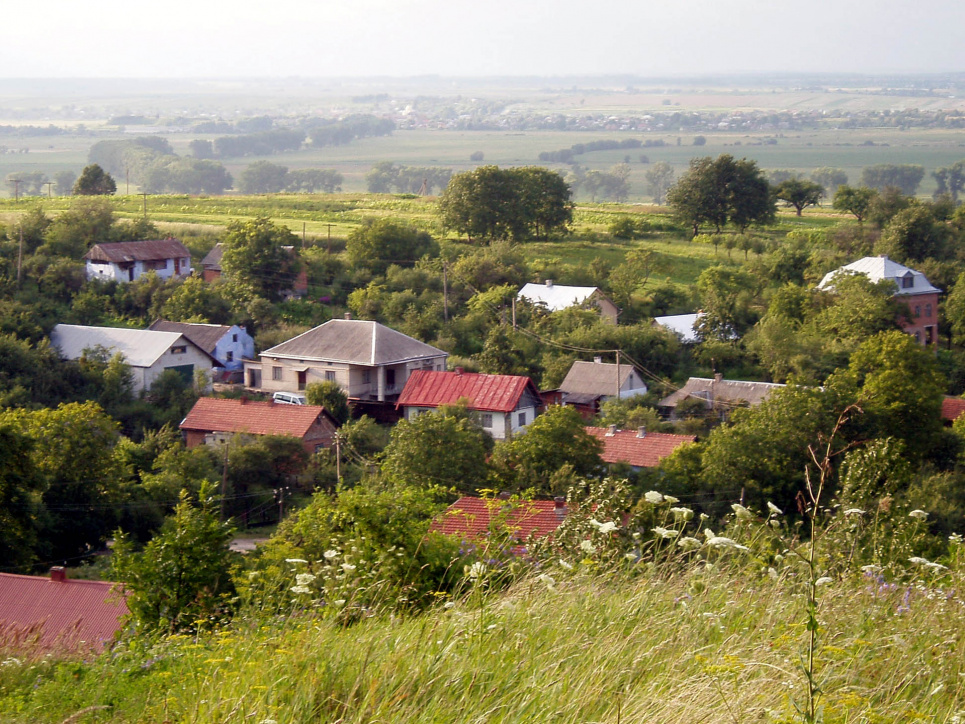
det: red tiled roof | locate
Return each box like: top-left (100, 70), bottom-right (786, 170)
top-left (430, 497), bottom-right (567, 541)
top-left (942, 397), bottom-right (965, 422)
top-left (180, 397), bottom-right (332, 438)
top-left (0, 571), bottom-right (127, 652)
top-left (585, 427), bottom-right (696, 468)
top-left (397, 370), bottom-right (538, 413)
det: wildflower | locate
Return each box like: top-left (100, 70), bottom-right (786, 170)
top-left (663, 495), bottom-right (680, 505)
top-left (909, 556), bottom-right (948, 571)
top-left (323, 549), bottom-right (339, 560)
top-left (768, 520), bottom-right (780, 529)
top-left (624, 552), bottom-right (638, 562)
top-left (443, 601), bottom-right (455, 609)
top-left (558, 559), bottom-right (573, 571)
top-left (731, 503), bottom-right (753, 520)
top-left (677, 536), bottom-right (702, 551)
top-left (580, 539), bottom-right (596, 554)
top-left (652, 526), bottom-right (680, 539)
top-left (908, 509), bottom-right (929, 521)
top-left (590, 519), bottom-right (619, 534)
top-left (295, 573), bottom-right (316, 586)
top-left (703, 528), bottom-right (716, 540)
top-left (465, 561), bottom-right (487, 580)
top-left (670, 507), bottom-right (694, 521)
top-left (341, 563), bottom-right (356, 572)
top-left (644, 491), bottom-right (664, 504)
top-left (699, 513), bottom-right (709, 522)
top-left (537, 573), bottom-right (556, 588)
top-left (706, 537), bottom-right (749, 551)
top-left (767, 567), bottom-right (779, 581)
top-left (844, 508), bottom-right (866, 517)
top-left (334, 599), bottom-right (346, 606)
top-left (290, 585), bottom-right (312, 595)
top-left (814, 577), bottom-right (833, 587)
top-left (861, 564), bottom-right (881, 574)
top-left (949, 533), bottom-right (963, 545)
top-left (767, 502), bottom-right (783, 516)
top-left (285, 558), bottom-right (308, 564)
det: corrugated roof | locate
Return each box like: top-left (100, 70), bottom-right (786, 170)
top-left (559, 361), bottom-right (642, 397)
top-left (585, 427), bottom-right (696, 468)
top-left (942, 397), bottom-right (965, 422)
top-left (180, 397), bottom-right (333, 438)
top-left (51, 324), bottom-right (199, 368)
top-left (396, 370), bottom-right (538, 413)
top-left (659, 377), bottom-right (784, 409)
top-left (517, 282), bottom-right (604, 311)
top-left (430, 497), bottom-right (567, 541)
top-left (0, 572), bottom-right (127, 652)
top-left (84, 239), bottom-right (190, 263)
top-left (654, 313), bottom-right (703, 343)
top-left (263, 319), bottom-right (446, 366)
top-left (818, 255), bottom-right (941, 296)
top-left (149, 320), bottom-right (233, 356)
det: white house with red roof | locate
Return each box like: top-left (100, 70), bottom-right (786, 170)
top-left (396, 368), bottom-right (542, 439)
top-left (585, 425), bottom-right (696, 471)
top-left (179, 397), bottom-right (338, 454)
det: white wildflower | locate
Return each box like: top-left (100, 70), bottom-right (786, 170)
top-left (769, 519), bottom-right (780, 529)
top-left (558, 559), bottom-right (573, 571)
top-left (908, 556), bottom-right (948, 571)
top-left (285, 558), bottom-right (308, 564)
top-left (579, 539), bottom-right (596, 554)
top-left (706, 537), bottom-right (749, 551)
top-left (590, 519), bottom-right (619, 534)
top-left (323, 549), bottom-right (339, 560)
top-left (341, 563), bottom-right (356, 572)
top-left (767, 501), bottom-right (783, 516)
top-left (908, 509), bottom-right (929, 521)
top-left (670, 507), bottom-right (694, 521)
top-left (814, 577), bottom-right (833, 587)
top-left (844, 508), bottom-right (866, 517)
top-left (731, 503), bottom-right (753, 520)
top-left (290, 585), bottom-right (312, 595)
top-left (861, 564), bottom-right (881, 574)
top-left (443, 601), bottom-right (455, 609)
top-left (699, 513), bottom-right (709, 522)
top-left (334, 599), bottom-right (346, 606)
top-left (624, 552), bottom-right (638, 562)
top-left (644, 491), bottom-right (664, 504)
top-left (767, 567), bottom-right (779, 580)
top-left (295, 573), bottom-right (316, 586)
top-left (465, 561), bottom-right (487, 580)
top-left (703, 528), bottom-right (716, 540)
top-left (537, 573), bottom-right (556, 587)
top-left (949, 533), bottom-right (964, 545)
top-left (652, 526), bottom-right (680, 539)
top-left (677, 536), bottom-right (702, 551)
top-left (663, 495), bottom-right (680, 505)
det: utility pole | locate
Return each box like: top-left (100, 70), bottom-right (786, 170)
top-left (10, 178), bottom-right (21, 202)
top-left (442, 261), bottom-right (449, 322)
top-left (615, 350), bottom-right (621, 401)
top-left (302, 222), bottom-right (306, 248)
top-left (139, 192), bottom-right (148, 218)
top-left (220, 441), bottom-right (229, 521)
top-left (16, 224), bottom-right (24, 286)
top-left (335, 433), bottom-right (342, 484)
top-left (43, 181), bottom-right (54, 198)
top-left (125, 167), bottom-right (130, 195)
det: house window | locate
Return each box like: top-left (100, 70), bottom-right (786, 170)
top-left (232, 334), bottom-right (238, 342)
top-left (901, 274), bottom-right (914, 289)
top-left (226, 351), bottom-right (234, 362)
top-left (480, 413), bottom-right (493, 428)
top-left (915, 305), bottom-right (921, 318)
top-left (171, 345), bottom-right (187, 355)
top-left (518, 412), bottom-right (527, 427)
top-left (362, 370), bottom-right (371, 384)
top-left (272, 366), bottom-right (283, 381)
top-left (386, 369), bottom-right (396, 388)
top-left (926, 303), bottom-right (933, 318)
top-left (914, 331), bottom-right (921, 344)
top-left (325, 370), bottom-right (336, 382)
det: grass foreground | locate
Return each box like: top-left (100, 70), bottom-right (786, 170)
top-left (1, 565), bottom-right (963, 724)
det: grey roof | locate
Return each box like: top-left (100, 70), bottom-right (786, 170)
top-left (84, 239), bottom-right (190, 263)
top-left (654, 313), bottom-right (702, 343)
top-left (659, 377), bottom-right (784, 409)
top-left (201, 244), bottom-right (223, 271)
top-left (263, 319), bottom-right (447, 366)
top-left (818, 255), bottom-right (941, 296)
top-left (51, 324), bottom-right (205, 368)
top-left (559, 361), bottom-right (640, 397)
top-left (518, 282), bottom-right (606, 311)
top-left (149, 320), bottom-right (233, 356)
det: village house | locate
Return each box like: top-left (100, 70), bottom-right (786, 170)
top-left (84, 239), bottom-right (192, 283)
top-left (396, 368), bottom-right (542, 439)
top-left (517, 280), bottom-right (619, 324)
top-left (201, 243), bottom-right (308, 297)
top-left (585, 425), bottom-right (696, 471)
top-left (149, 320), bottom-right (254, 383)
top-left (51, 324), bottom-right (219, 393)
top-left (658, 374), bottom-right (784, 420)
top-left (818, 255), bottom-right (941, 347)
top-left (0, 567), bottom-right (127, 653)
top-left (179, 397), bottom-right (337, 454)
top-left (431, 494), bottom-right (570, 543)
top-left (545, 359), bottom-right (648, 419)
top-left (243, 316), bottom-right (448, 403)
top-left (653, 312), bottom-right (704, 344)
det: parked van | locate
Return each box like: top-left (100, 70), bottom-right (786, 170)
top-left (273, 391), bottom-right (307, 405)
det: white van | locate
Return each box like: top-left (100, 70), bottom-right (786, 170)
top-left (273, 391), bottom-right (307, 405)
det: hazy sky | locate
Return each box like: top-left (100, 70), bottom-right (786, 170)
top-left (5, 0), bottom-right (964, 78)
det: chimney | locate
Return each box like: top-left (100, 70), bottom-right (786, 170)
top-left (714, 372), bottom-right (723, 383)
top-left (606, 424), bottom-right (618, 436)
top-left (455, 367), bottom-right (464, 375)
top-left (545, 279), bottom-right (554, 289)
top-left (498, 491), bottom-right (511, 500)
top-left (554, 496), bottom-right (567, 517)
top-left (344, 312), bottom-right (352, 320)
top-left (593, 356), bottom-right (602, 364)
top-left (240, 396), bottom-right (248, 405)
top-left (637, 426), bottom-right (647, 438)
top-left (50, 566), bottom-right (67, 583)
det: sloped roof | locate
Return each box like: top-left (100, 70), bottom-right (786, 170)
top-left (585, 427), bottom-right (696, 468)
top-left (180, 397), bottom-right (334, 438)
top-left (84, 239), bottom-right (190, 263)
top-left (818, 255), bottom-right (941, 296)
top-left (149, 320), bottom-right (233, 356)
top-left (0, 571), bottom-right (127, 652)
top-left (559, 361), bottom-right (643, 397)
top-left (201, 243), bottom-right (223, 270)
top-left (517, 282), bottom-right (607, 311)
top-left (431, 497), bottom-right (567, 541)
top-left (396, 369), bottom-right (538, 413)
top-left (942, 396), bottom-right (965, 423)
top-left (659, 377), bottom-right (784, 409)
top-left (51, 324), bottom-right (220, 368)
top-left (263, 319), bottom-right (446, 366)
top-left (654, 313), bottom-right (703, 343)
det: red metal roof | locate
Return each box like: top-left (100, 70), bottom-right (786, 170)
top-left (430, 497), bottom-right (567, 541)
top-left (180, 398), bottom-right (333, 438)
top-left (397, 370), bottom-right (538, 413)
top-left (585, 427), bottom-right (696, 468)
top-left (0, 571), bottom-right (127, 652)
top-left (942, 397), bottom-right (965, 423)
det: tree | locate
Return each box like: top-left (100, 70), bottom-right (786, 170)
top-left (774, 179), bottom-right (824, 216)
top-left (189, 139), bottom-right (214, 159)
top-left (944, 271), bottom-right (965, 345)
top-left (72, 164), bottom-right (116, 195)
top-left (54, 169), bottom-right (76, 196)
top-left (346, 218), bottom-right (438, 274)
top-left (285, 168), bottom-right (343, 193)
top-left (695, 265), bottom-right (760, 340)
top-left (645, 161), bottom-right (675, 205)
top-left (236, 161), bottom-right (288, 194)
top-left (306, 380), bottom-right (350, 425)
top-left (667, 157), bottom-right (721, 237)
top-left (832, 185), bottom-right (878, 223)
top-left (112, 485), bottom-right (236, 633)
top-left (728, 157), bottom-right (776, 233)
top-left (0, 425), bottom-right (44, 567)
top-left (933, 160), bottom-right (965, 202)
top-left (875, 205), bottom-right (947, 263)
top-left (220, 216), bottom-right (301, 301)
top-left (810, 167), bottom-right (848, 197)
top-left (512, 166), bottom-right (573, 240)
top-left (861, 164), bottom-right (925, 196)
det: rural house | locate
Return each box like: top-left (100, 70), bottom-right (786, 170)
top-left (658, 374), bottom-right (784, 420)
top-left (84, 238), bottom-right (192, 283)
top-left (431, 495), bottom-right (570, 543)
top-left (179, 397), bottom-right (337, 454)
top-left (149, 320), bottom-right (254, 383)
top-left (517, 280), bottom-right (619, 324)
top-left (585, 425), bottom-right (696, 471)
top-left (653, 313), bottom-right (704, 344)
top-left (396, 368), bottom-right (542, 439)
top-left (201, 243), bottom-right (308, 297)
top-left (0, 567), bottom-right (127, 653)
top-left (51, 324), bottom-right (219, 393)
top-left (243, 316), bottom-right (448, 403)
top-left (545, 359), bottom-right (648, 419)
top-left (818, 255), bottom-right (941, 346)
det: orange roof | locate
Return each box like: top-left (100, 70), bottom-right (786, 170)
top-left (585, 427), bottom-right (696, 468)
top-left (431, 497), bottom-right (567, 541)
top-left (397, 369), bottom-right (539, 413)
top-left (180, 397), bottom-right (332, 438)
top-left (942, 397), bottom-right (965, 423)
top-left (0, 570), bottom-right (127, 652)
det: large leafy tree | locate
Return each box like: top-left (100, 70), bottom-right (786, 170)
top-left (72, 164), bottom-right (116, 196)
top-left (0, 425), bottom-right (44, 568)
top-left (933, 160), bottom-right (965, 202)
top-left (774, 178), bottom-right (824, 216)
top-left (306, 379), bottom-right (350, 425)
top-left (513, 166), bottom-right (573, 241)
top-left (861, 164), bottom-right (926, 195)
top-left (346, 218), bottom-right (438, 274)
top-left (695, 265), bottom-right (760, 340)
top-left (832, 185), bottom-right (878, 223)
top-left (220, 216), bottom-right (301, 301)
top-left (645, 161), bottom-right (675, 205)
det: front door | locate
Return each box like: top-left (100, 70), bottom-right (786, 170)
top-left (297, 370), bottom-right (307, 390)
